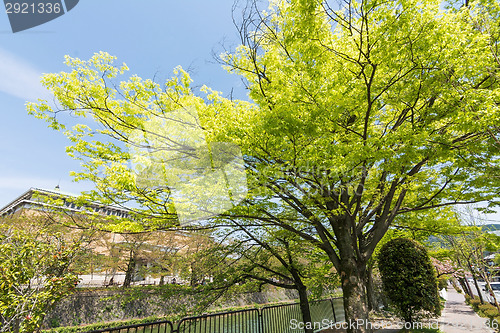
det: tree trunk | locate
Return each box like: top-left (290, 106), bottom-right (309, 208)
top-left (325, 222), bottom-right (372, 333)
top-left (123, 254), bottom-right (136, 288)
top-left (365, 263), bottom-right (375, 311)
top-left (339, 257), bottom-right (371, 333)
top-left (297, 283), bottom-right (313, 333)
top-left (190, 263), bottom-right (198, 286)
top-left (469, 264), bottom-right (484, 303)
top-left (459, 277), bottom-right (472, 297)
top-left (482, 275), bottom-right (500, 311)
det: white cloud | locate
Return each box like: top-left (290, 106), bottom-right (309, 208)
top-left (0, 48), bottom-right (51, 101)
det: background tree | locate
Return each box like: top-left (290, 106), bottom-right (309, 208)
top-left (378, 238), bottom-right (441, 323)
top-left (0, 217), bottom-right (81, 333)
top-left (443, 219), bottom-right (500, 310)
top-left (139, 230), bottom-right (184, 285)
top-left (28, 0), bottom-right (500, 331)
top-left (117, 234), bottom-right (147, 288)
top-left (175, 231), bottom-right (220, 287)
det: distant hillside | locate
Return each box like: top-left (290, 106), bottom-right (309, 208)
top-left (482, 224), bottom-right (500, 232)
top-left (425, 224), bottom-right (500, 247)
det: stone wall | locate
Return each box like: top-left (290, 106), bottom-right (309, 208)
top-left (44, 286), bottom-right (298, 328)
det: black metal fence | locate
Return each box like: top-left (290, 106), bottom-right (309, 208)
top-left (177, 308), bottom-right (261, 333)
top-left (86, 298), bottom-right (344, 333)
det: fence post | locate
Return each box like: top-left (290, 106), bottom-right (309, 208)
top-left (329, 298), bottom-right (337, 323)
top-left (258, 308), bottom-right (264, 333)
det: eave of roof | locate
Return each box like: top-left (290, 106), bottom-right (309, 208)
top-left (0, 187), bottom-right (132, 216)
top-left (0, 188), bottom-right (34, 215)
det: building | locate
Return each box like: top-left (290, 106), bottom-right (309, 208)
top-left (0, 187), bottom-right (131, 218)
top-left (0, 187), bottom-right (201, 287)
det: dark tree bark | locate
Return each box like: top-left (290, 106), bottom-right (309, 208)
top-left (468, 262), bottom-right (484, 303)
top-left (339, 258), bottom-right (370, 333)
top-left (123, 252), bottom-right (136, 288)
top-left (365, 263), bottom-right (376, 311)
top-left (459, 277), bottom-right (472, 297)
top-left (242, 271), bottom-right (314, 333)
top-left (296, 282), bottom-right (313, 333)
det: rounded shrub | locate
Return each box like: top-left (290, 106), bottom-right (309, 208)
top-left (378, 238), bottom-right (441, 323)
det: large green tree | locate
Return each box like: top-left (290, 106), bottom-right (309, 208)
top-left (29, 0), bottom-right (500, 331)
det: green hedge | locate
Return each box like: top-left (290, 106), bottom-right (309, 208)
top-left (42, 315), bottom-right (174, 333)
top-left (469, 298), bottom-right (482, 311)
top-left (378, 238), bottom-right (441, 322)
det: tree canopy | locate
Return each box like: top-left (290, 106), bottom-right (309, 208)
top-left (29, 0), bottom-right (500, 331)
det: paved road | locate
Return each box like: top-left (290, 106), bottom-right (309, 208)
top-left (439, 287), bottom-right (495, 333)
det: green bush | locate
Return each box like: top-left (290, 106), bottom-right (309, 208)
top-left (464, 296), bottom-right (500, 330)
top-left (437, 277), bottom-right (448, 290)
top-left (42, 315), bottom-right (175, 333)
top-left (470, 298), bottom-right (482, 311)
top-left (378, 238), bottom-right (441, 323)
top-left (0, 224), bottom-right (80, 333)
top-left (477, 303), bottom-right (500, 319)
top-left (478, 303), bottom-right (493, 311)
top-left (484, 308), bottom-right (500, 320)
top-left (49, 318), bottom-right (60, 329)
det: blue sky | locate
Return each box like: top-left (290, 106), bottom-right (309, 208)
top-left (0, 0), bottom-right (245, 207)
top-left (0, 1), bottom-right (499, 225)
